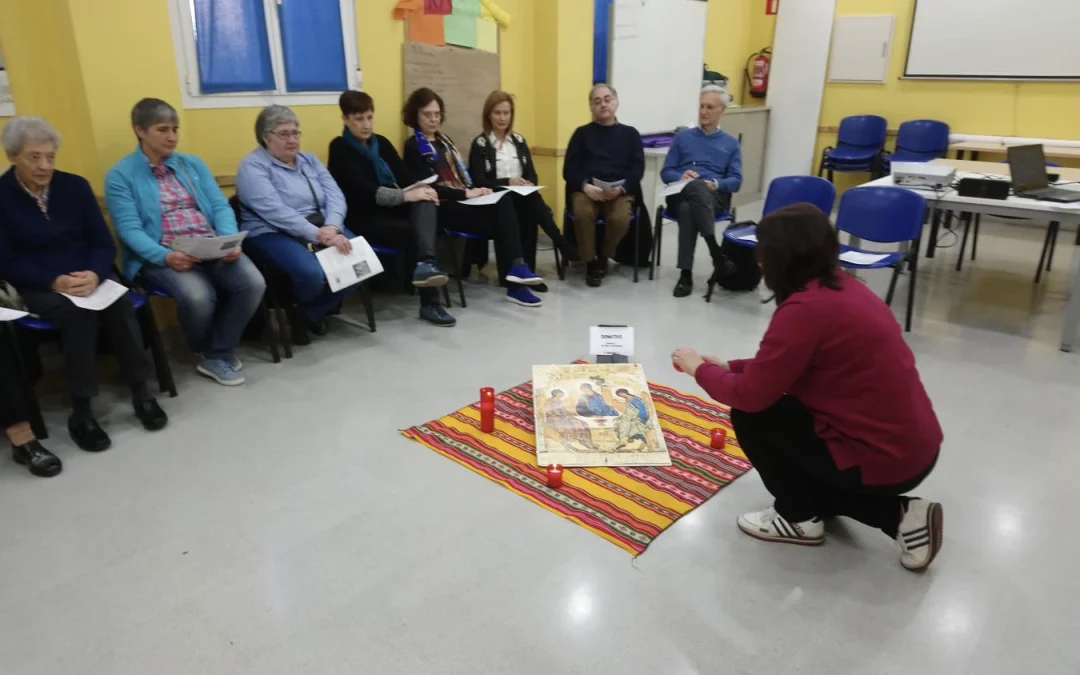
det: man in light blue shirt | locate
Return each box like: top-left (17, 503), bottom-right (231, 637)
top-left (661, 86), bottom-right (743, 298)
top-left (236, 105), bottom-right (357, 346)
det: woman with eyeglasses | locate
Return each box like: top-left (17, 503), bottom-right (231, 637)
top-left (401, 87), bottom-right (544, 308)
top-left (236, 105), bottom-right (358, 346)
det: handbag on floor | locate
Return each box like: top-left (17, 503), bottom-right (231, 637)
top-left (711, 221), bottom-right (762, 292)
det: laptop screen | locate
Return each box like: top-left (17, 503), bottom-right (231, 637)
top-left (1008, 144), bottom-right (1050, 192)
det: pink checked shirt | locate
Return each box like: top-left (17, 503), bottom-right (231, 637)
top-left (152, 164), bottom-right (214, 245)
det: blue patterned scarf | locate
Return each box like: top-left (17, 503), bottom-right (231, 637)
top-left (413, 128), bottom-right (472, 188)
top-left (343, 127), bottom-right (397, 186)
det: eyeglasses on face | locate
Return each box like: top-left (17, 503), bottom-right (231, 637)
top-left (272, 129), bottom-right (302, 140)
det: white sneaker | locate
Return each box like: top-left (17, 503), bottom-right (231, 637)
top-left (737, 506), bottom-right (825, 546)
top-left (896, 498), bottom-right (943, 571)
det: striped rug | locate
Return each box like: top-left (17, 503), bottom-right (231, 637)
top-left (402, 375), bottom-right (752, 556)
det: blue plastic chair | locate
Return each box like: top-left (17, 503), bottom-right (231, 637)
top-left (835, 187), bottom-right (928, 332)
top-left (723, 176), bottom-right (837, 249)
top-left (562, 208), bottom-right (644, 282)
top-left (651, 205), bottom-right (735, 280)
top-left (886, 120), bottom-right (950, 165)
top-left (818, 115), bottom-right (888, 182)
top-left (15, 290), bottom-right (178, 417)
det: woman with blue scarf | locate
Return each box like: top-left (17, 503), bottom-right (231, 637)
top-left (401, 87), bottom-right (544, 309)
top-left (328, 91), bottom-right (454, 327)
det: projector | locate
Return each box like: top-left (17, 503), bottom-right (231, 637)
top-left (892, 162), bottom-right (956, 189)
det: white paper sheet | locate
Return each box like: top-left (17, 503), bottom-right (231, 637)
top-left (315, 237), bottom-right (385, 293)
top-left (500, 185), bottom-right (545, 196)
top-left (736, 232), bottom-right (758, 243)
top-left (402, 175), bottom-right (438, 191)
top-left (0, 307), bottom-right (29, 322)
top-left (170, 232), bottom-right (248, 260)
top-left (61, 279), bottom-right (129, 311)
top-left (589, 325), bottom-right (635, 356)
top-left (840, 250), bottom-right (891, 266)
top-left (662, 179), bottom-right (693, 197)
top-left (591, 178), bottom-right (626, 191)
top-left (459, 190), bottom-right (512, 206)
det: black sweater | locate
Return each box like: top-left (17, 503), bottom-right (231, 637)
top-left (563, 122), bottom-right (645, 196)
top-left (402, 135), bottom-right (470, 203)
top-left (467, 132), bottom-right (539, 188)
top-left (327, 134), bottom-right (419, 231)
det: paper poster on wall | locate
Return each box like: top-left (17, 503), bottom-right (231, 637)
top-left (408, 13), bottom-right (446, 45)
top-left (476, 18), bottom-right (498, 52)
top-left (404, 41), bottom-right (500, 146)
top-left (445, 12), bottom-right (478, 48)
top-left (425, 0), bottom-right (452, 15)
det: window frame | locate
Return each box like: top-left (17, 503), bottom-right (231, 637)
top-left (0, 69), bottom-right (15, 117)
top-left (168, 0), bottom-right (362, 110)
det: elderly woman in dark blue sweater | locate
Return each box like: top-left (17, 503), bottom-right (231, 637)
top-left (0, 116), bottom-right (168, 455)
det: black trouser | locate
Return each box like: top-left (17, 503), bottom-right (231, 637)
top-left (19, 280), bottom-right (153, 401)
top-left (437, 196), bottom-right (524, 284)
top-left (0, 331), bottom-right (30, 429)
top-left (732, 395), bottom-right (938, 537)
top-left (508, 192), bottom-right (561, 271)
top-left (361, 202), bottom-right (440, 305)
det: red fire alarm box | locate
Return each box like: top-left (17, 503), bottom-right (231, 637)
top-left (766, 0), bottom-right (779, 15)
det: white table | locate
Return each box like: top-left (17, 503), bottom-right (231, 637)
top-left (862, 159), bottom-right (1080, 352)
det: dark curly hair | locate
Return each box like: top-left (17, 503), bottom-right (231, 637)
top-left (756, 203), bottom-right (842, 304)
top-left (402, 87), bottom-right (445, 129)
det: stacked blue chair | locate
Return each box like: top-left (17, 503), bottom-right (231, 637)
top-left (818, 115), bottom-right (888, 182)
top-left (723, 175), bottom-right (837, 249)
top-left (885, 120), bottom-right (950, 170)
top-left (835, 186), bottom-right (928, 332)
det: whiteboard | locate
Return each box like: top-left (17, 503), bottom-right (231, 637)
top-left (609, 0), bottom-right (708, 135)
top-left (828, 15), bottom-right (895, 83)
top-left (905, 0), bottom-right (1080, 79)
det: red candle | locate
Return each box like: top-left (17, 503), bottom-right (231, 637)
top-left (546, 464), bottom-right (564, 489)
top-left (480, 401), bottom-right (494, 433)
top-left (710, 428), bottom-right (727, 449)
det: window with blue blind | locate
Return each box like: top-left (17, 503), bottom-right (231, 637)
top-left (170, 0), bottom-right (359, 109)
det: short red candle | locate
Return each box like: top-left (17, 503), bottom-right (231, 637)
top-left (480, 404), bottom-right (494, 433)
top-left (710, 428), bottom-right (727, 449)
top-left (546, 464), bottom-right (564, 489)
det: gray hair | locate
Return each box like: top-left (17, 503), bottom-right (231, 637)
top-left (131, 98), bottom-right (179, 130)
top-left (255, 105), bottom-right (299, 147)
top-left (700, 85), bottom-right (731, 106)
top-left (1, 116), bottom-right (62, 155)
top-left (589, 83), bottom-right (618, 101)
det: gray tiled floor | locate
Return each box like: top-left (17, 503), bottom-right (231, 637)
top-left (2, 206), bottom-right (1079, 674)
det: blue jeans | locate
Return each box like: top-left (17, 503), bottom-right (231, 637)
top-left (243, 230), bottom-right (360, 321)
top-left (141, 255), bottom-right (266, 361)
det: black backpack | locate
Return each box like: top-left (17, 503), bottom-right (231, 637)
top-left (712, 221), bottom-right (762, 291)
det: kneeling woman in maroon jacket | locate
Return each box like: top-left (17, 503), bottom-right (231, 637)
top-left (672, 203), bottom-right (943, 571)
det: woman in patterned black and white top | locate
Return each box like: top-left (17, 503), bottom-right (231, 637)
top-left (468, 91), bottom-right (578, 292)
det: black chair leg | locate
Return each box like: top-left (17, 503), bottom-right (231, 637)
top-left (926, 208), bottom-right (942, 259)
top-left (454, 239), bottom-right (468, 309)
top-left (139, 301), bottom-right (177, 398)
top-left (633, 211), bottom-right (640, 283)
top-left (905, 248), bottom-right (919, 333)
top-left (956, 213), bottom-right (971, 272)
top-left (705, 279), bottom-right (715, 303)
top-left (827, 167), bottom-right (835, 184)
top-left (441, 284), bottom-right (452, 308)
top-left (261, 297), bottom-right (281, 364)
top-left (553, 245), bottom-right (562, 281)
top-left (885, 264), bottom-right (902, 307)
top-left (269, 283), bottom-right (293, 360)
top-left (6, 324), bottom-right (47, 439)
top-left (360, 282), bottom-right (376, 332)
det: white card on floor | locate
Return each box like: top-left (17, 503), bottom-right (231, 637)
top-left (61, 279), bottom-right (129, 311)
top-left (500, 185), bottom-right (544, 196)
top-left (0, 307), bottom-right (28, 321)
top-left (662, 179), bottom-right (693, 197)
top-left (316, 236), bottom-right (385, 293)
top-left (589, 325), bottom-right (634, 356)
top-left (840, 250), bottom-right (890, 266)
top-left (460, 190), bottom-right (512, 206)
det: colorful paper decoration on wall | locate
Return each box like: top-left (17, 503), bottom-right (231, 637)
top-left (394, 0), bottom-right (507, 49)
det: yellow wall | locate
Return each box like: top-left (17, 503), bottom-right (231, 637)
top-left (1, 0), bottom-right (540, 189)
top-left (702, 1), bottom-right (775, 106)
top-left (817, 0), bottom-right (1080, 189)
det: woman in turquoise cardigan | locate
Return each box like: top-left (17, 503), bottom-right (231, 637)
top-left (105, 98), bottom-right (266, 387)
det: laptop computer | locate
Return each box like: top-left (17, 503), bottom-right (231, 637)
top-left (1007, 144), bottom-right (1080, 203)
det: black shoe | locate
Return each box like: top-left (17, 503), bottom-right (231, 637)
top-left (308, 318), bottom-right (329, 336)
top-left (585, 262), bottom-right (603, 287)
top-left (674, 274), bottom-right (693, 298)
top-left (288, 309), bottom-right (312, 346)
top-left (134, 397), bottom-right (169, 431)
top-left (68, 415), bottom-right (111, 452)
top-left (596, 258), bottom-right (609, 278)
top-left (533, 282), bottom-right (549, 293)
top-left (12, 440), bottom-right (62, 477)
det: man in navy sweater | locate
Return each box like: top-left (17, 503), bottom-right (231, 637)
top-left (564, 84), bottom-right (645, 287)
top-left (661, 86), bottom-right (743, 298)
top-left (0, 116), bottom-right (168, 455)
